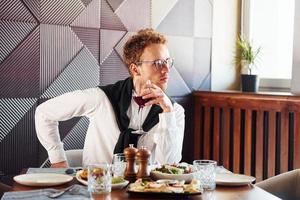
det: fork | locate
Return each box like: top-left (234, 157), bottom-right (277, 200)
top-left (48, 185), bottom-right (75, 198)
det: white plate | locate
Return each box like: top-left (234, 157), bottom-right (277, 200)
top-left (14, 173), bottom-right (73, 187)
top-left (216, 173), bottom-right (256, 186)
top-left (76, 170), bottom-right (129, 189)
top-left (150, 171), bottom-right (194, 183)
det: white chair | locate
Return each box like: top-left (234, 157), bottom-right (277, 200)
top-left (65, 149), bottom-right (83, 167)
top-left (256, 169), bottom-right (300, 200)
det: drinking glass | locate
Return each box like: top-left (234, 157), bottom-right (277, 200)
top-left (112, 153), bottom-right (126, 178)
top-left (88, 163), bottom-right (112, 195)
top-left (193, 160), bottom-right (217, 190)
top-left (132, 81), bottom-right (151, 135)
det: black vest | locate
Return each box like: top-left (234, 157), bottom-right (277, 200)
top-left (99, 77), bottom-right (172, 153)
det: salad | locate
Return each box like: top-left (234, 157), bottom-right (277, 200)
top-left (153, 164), bottom-right (193, 175)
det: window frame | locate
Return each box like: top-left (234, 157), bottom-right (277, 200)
top-left (241, 0), bottom-right (295, 91)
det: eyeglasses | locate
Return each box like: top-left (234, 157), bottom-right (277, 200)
top-left (136, 58), bottom-right (174, 71)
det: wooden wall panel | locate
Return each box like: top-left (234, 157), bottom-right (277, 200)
top-left (213, 107), bottom-right (220, 161)
top-left (222, 108), bottom-right (230, 169)
top-left (193, 91), bottom-right (300, 181)
top-left (268, 110), bottom-right (276, 178)
top-left (203, 107), bottom-right (211, 159)
top-left (233, 108), bottom-right (241, 174)
top-left (255, 110), bottom-right (264, 182)
top-left (244, 109), bottom-right (252, 175)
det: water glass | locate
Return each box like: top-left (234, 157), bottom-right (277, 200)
top-left (88, 163), bottom-right (112, 195)
top-left (193, 160), bottom-right (217, 190)
top-left (112, 153), bottom-right (126, 178)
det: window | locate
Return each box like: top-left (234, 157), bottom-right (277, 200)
top-left (242, 0), bottom-right (295, 91)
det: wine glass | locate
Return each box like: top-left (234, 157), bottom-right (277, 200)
top-left (132, 80), bottom-right (151, 134)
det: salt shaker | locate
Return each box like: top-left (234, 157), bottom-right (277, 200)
top-left (124, 144), bottom-right (138, 183)
top-left (136, 146), bottom-right (151, 180)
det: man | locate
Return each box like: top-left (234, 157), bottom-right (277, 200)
top-left (35, 28), bottom-right (185, 168)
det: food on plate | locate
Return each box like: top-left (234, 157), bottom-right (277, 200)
top-left (78, 169), bottom-right (126, 184)
top-left (128, 179), bottom-right (202, 194)
top-left (79, 169), bottom-right (88, 180)
top-left (79, 168), bottom-right (104, 180)
top-left (112, 176), bottom-right (126, 184)
top-left (152, 164), bottom-right (193, 175)
top-left (92, 168), bottom-right (104, 177)
top-left (185, 180), bottom-right (202, 193)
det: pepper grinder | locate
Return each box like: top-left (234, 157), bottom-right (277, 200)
top-left (124, 144), bottom-right (138, 183)
top-left (136, 146), bottom-right (151, 180)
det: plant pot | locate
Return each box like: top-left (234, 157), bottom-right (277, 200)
top-left (241, 74), bottom-right (259, 92)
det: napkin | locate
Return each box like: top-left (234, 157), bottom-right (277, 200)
top-left (26, 168), bottom-right (68, 174)
top-left (1, 184), bottom-right (90, 200)
top-left (26, 168), bottom-right (82, 176)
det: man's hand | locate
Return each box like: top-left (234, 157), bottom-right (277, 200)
top-left (51, 161), bottom-right (69, 168)
top-left (141, 83), bottom-right (173, 113)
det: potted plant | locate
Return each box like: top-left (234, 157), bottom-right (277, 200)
top-left (235, 36), bottom-right (261, 92)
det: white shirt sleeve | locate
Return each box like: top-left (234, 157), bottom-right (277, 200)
top-left (35, 88), bottom-right (102, 164)
top-left (153, 102), bottom-right (185, 164)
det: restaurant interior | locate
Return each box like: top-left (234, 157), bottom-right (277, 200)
top-left (1, 0), bottom-right (299, 199)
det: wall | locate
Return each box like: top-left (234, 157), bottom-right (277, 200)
top-left (211, 0), bottom-right (241, 90)
top-left (0, 0), bottom-right (213, 176)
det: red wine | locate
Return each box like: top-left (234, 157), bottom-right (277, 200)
top-left (133, 96), bottom-right (150, 107)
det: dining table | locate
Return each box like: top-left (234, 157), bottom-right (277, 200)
top-left (8, 168), bottom-right (281, 200)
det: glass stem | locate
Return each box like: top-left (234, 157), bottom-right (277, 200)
top-left (138, 106), bottom-right (143, 131)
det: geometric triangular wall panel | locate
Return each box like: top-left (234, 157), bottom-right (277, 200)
top-left (71, 26), bottom-right (100, 61)
top-left (151, 0), bottom-right (178, 29)
top-left (62, 117), bottom-right (89, 150)
top-left (114, 31), bottom-right (135, 60)
top-left (40, 24), bottom-right (83, 93)
top-left (71, 0), bottom-right (100, 28)
top-left (0, 103), bottom-right (39, 174)
top-left (0, 0), bottom-right (37, 23)
top-left (166, 67), bottom-right (191, 96)
top-left (193, 38), bottom-right (211, 90)
top-left (41, 47), bottom-right (100, 98)
top-left (166, 35), bottom-right (194, 89)
top-left (157, 0), bottom-right (194, 37)
top-left (100, 29), bottom-right (126, 64)
top-left (40, 0), bottom-right (85, 25)
top-left (115, 0), bottom-right (150, 31)
top-left (0, 21), bottom-right (37, 63)
top-left (107, 0), bottom-right (125, 12)
top-left (0, 26), bottom-right (40, 98)
top-left (0, 98), bottom-right (37, 142)
top-left (101, 0), bottom-right (127, 31)
top-left (80, 0), bottom-right (93, 7)
top-left (194, 0), bottom-right (213, 38)
top-left (59, 117), bottom-right (82, 141)
top-left (22, 0), bottom-right (40, 22)
top-left (100, 50), bottom-right (129, 86)
top-left (198, 73), bottom-right (211, 90)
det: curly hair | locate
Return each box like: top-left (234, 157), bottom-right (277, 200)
top-left (123, 28), bottom-right (167, 68)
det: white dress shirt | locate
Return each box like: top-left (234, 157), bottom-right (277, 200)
top-left (35, 87), bottom-right (185, 166)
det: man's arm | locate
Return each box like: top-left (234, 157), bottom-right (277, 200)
top-left (153, 103), bottom-right (185, 164)
top-left (139, 82), bottom-right (185, 164)
top-left (35, 88), bottom-right (102, 167)
top-left (51, 161), bottom-right (69, 168)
